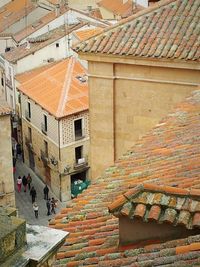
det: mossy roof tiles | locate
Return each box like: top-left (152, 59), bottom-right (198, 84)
top-left (51, 89), bottom-right (200, 266)
top-left (74, 0), bottom-right (200, 62)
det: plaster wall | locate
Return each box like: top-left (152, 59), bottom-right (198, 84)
top-left (88, 60), bottom-right (200, 178)
top-left (0, 114), bottom-right (15, 207)
top-left (17, 37), bottom-right (69, 74)
top-left (0, 38), bottom-right (16, 54)
top-left (99, 6), bottom-right (115, 20)
top-left (0, 0), bottom-right (11, 8)
top-left (119, 216), bottom-right (200, 245)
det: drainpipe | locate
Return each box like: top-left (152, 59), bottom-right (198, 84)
top-left (58, 119), bottom-right (62, 201)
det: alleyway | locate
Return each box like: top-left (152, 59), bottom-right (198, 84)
top-left (14, 159), bottom-right (65, 226)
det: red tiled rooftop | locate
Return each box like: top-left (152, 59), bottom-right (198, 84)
top-left (74, 27), bottom-right (103, 42)
top-left (75, 0), bottom-right (200, 62)
top-left (98, 0), bottom-right (134, 17)
top-left (0, 0), bottom-right (36, 33)
top-left (109, 183), bottom-right (200, 229)
top-left (2, 23), bottom-right (83, 63)
top-left (51, 89), bottom-right (200, 266)
top-left (18, 57), bottom-right (88, 118)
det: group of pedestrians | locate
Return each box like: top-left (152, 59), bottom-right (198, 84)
top-left (16, 174), bottom-right (58, 219)
top-left (16, 173), bottom-right (32, 193)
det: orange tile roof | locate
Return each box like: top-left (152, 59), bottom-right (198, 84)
top-left (18, 57), bottom-right (88, 118)
top-left (13, 6), bottom-right (68, 43)
top-left (0, 95), bottom-right (11, 116)
top-left (109, 183), bottom-right (200, 229)
top-left (75, 0), bottom-right (200, 62)
top-left (0, 0), bottom-right (36, 33)
top-left (2, 23), bottom-right (84, 63)
top-left (74, 27), bottom-right (103, 42)
top-left (98, 0), bottom-right (133, 17)
top-left (50, 89), bottom-right (200, 266)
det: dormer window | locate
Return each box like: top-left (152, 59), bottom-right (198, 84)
top-left (108, 184), bottom-right (200, 247)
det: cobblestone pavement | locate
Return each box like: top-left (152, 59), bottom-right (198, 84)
top-left (14, 159), bottom-right (65, 226)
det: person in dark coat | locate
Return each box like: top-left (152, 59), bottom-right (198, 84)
top-left (46, 198), bottom-right (51, 216)
top-left (51, 197), bottom-right (56, 214)
top-left (22, 175), bottom-right (28, 192)
top-left (27, 173), bottom-right (32, 190)
top-left (43, 185), bottom-right (49, 200)
top-left (30, 186), bottom-right (37, 203)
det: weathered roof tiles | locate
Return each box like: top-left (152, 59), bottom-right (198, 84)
top-left (74, 0), bottom-right (200, 62)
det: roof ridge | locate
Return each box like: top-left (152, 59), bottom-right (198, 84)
top-left (56, 57), bottom-right (75, 117)
top-left (74, 0), bottom-right (176, 49)
top-left (108, 183), bottom-right (200, 213)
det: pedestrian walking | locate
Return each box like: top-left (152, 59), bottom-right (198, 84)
top-left (16, 143), bottom-right (22, 160)
top-left (43, 185), bottom-right (49, 200)
top-left (17, 176), bottom-right (22, 192)
top-left (27, 173), bottom-right (32, 190)
top-left (51, 197), bottom-right (56, 214)
top-left (22, 175), bottom-right (28, 192)
top-left (46, 198), bottom-right (51, 216)
top-left (30, 186), bottom-right (37, 203)
top-left (33, 202), bottom-right (39, 218)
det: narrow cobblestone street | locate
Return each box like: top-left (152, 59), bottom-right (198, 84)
top-left (14, 159), bottom-right (65, 226)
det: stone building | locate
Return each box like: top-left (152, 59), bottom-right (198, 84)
top-left (0, 96), bottom-right (15, 207)
top-left (16, 57), bottom-right (89, 201)
top-left (0, 207), bottom-right (67, 267)
top-left (74, 0), bottom-right (200, 178)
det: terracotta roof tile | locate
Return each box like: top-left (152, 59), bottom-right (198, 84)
top-left (74, 27), bottom-right (103, 42)
top-left (51, 89), bottom-right (200, 265)
top-left (18, 57), bottom-right (88, 118)
top-left (2, 23), bottom-right (83, 63)
top-left (0, 0), bottom-right (35, 33)
top-left (97, 0), bottom-right (143, 18)
top-left (75, 0), bottom-right (200, 62)
top-left (13, 6), bottom-right (68, 43)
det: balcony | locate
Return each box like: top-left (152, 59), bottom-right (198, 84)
top-left (40, 150), bottom-right (49, 166)
top-left (25, 110), bottom-right (31, 121)
top-left (75, 130), bottom-right (85, 141)
top-left (41, 122), bottom-right (47, 135)
top-left (74, 157), bottom-right (88, 170)
top-left (0, 181), bottom-right (5, 197)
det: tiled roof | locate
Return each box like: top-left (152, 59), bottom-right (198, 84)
top-left (97, 0), bottom-right (133, 17)
top-left (75, 0), bottom-right (200, 62)
top-left (18, 57), bottom-right (88, 118)
top-left (109, 183), bottom-right (200, 230)
top-left (13, 6), bottom-right (68, 43)
top-left (74, 27), bottom-right (103, 42)
top-left (2, 23), bottom-right (83, 63)
top-left (0, 96), bottom-right (11, 116)
top-left (0, 0), bottom-right (36, 33)
top-left (50, 89), bottom-right (200, 266)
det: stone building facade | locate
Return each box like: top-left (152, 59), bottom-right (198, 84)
top-left (75, 0), bottom-right (200, 179)
top-left (0, 96), bottom-right (15, 207)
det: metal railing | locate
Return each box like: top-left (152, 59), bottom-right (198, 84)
top-left (74, 156), bottom-right (88, 170)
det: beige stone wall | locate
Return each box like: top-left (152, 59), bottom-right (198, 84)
top-left (88, 60), bottom-right (200, 178)
top-left (61, 111), bottom-right (89, 145)
top-left (99, 6), bottom-right (115, 20)
top-left (22, 110), bottom-right (90, 201)
top-left (0, 114), bottom-right (15, 207)
top-left (68, 0), bottom-right (98, 10)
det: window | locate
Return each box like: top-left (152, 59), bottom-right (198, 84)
top-left (28, 102), bottom-right (31, 118)
top-left (44, 140), bottom-right (48, 157)
top-left (74, 118), bottom-right (83, 140)
top-left (44, 114), bottom-right (47, 132)
top-left (56, 43), bottom-right (59, 47)
top-left (28, 127), bottom-right (32, 142)
top-left (1, 77), bottom-right (4, 86)
top-left (75, 146), bottom-right (83, 163)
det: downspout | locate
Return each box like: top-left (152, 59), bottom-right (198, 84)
top-left (58, 119), bottom-right (62, 201)
top-left (113, 63), bottom-right (116, 161)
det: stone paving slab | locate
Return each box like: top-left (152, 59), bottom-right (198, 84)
top-left (14, 159), bottom-right (65, 226)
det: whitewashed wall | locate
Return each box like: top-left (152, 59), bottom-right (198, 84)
top-left (0, 37), bottom-right (16, 55)
top-left (17, 36), bottom-right (70, 74)
top-left (0, 0), bottom-right (11, 8)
